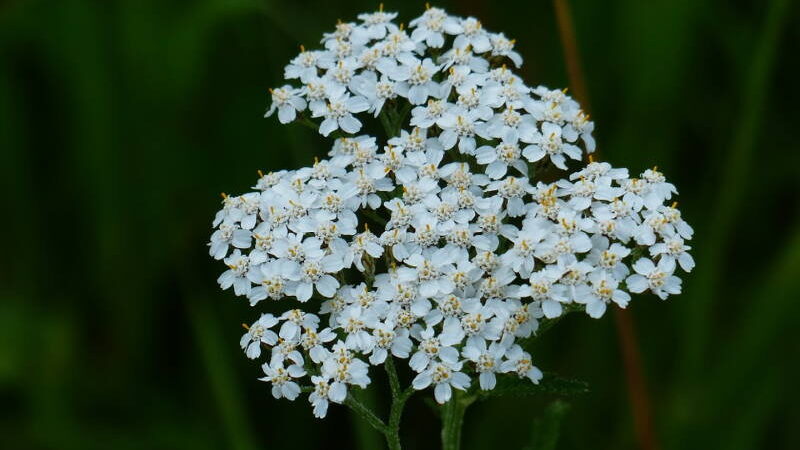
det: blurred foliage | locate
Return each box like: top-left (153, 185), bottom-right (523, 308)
top-left (1, 0), bottom-right (799, 449)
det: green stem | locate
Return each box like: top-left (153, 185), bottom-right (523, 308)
top-left (384, 357), bottom-right (407, 450)
top-left (385, 356), bottom-right (402, 397)
top-left (362, 209), bottom-right (388, 227)
top-left (386, 358), bottom-right (417, 450)
top-left (345, 359), bottom-right (416, 450)
top-left (441, 390), bottom-right (475, 450)
top-left (379, 110), bottom-right (397, 138)
top-left (295, 115), bottom-right (319, 132)
top-left (345, 394), bottom-right (387, 434)
top-left (379, 102), bottom-right (412, 139)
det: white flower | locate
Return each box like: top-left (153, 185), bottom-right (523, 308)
top-left (218, 250), bottom-right (252, 296)
top-left (308, 375), bottom-right (346, 418)
top-left (388, 56), bottom-right (441, 105)
top-left (474, 130), bottom-right (528, 179)
top-left (438, 107), bottom-right (484, 154)
top-left (439, 65), bottom-right (486, 98)
top-left (277, 309), bottom-right (320, 343)
top-left (240, 314), bottom-right (279, 359)
top-left (338, 305), bottom-right (379, 352)
top-left (439, 45), bottom-right (489, 74)
top-left (457, 305), bottom-right (502, 341)
top-left (412, 358), bottom-right (471, 404)
top-left (502, 222), bottom-right (548, 275)
top-left (641, 168), bottom-right (677, 210)
top-left (322, 341), bottom-right (372, 389)
top-left (409, 7), bottom-right (462, 48)
top-left (209, 222), bottom-right (251, 260)
top-left (454, 17), bottom-right (491, 53)
top-left (404, 249), bottom-right (457, 297)
top-left (310, 86), bottom-right (370, 136)
top-left (285, 48), bottom-right (334, 82)
top-left (626, 257), bottom-right (682, 300)
top-left (266, 85), bottom-right (307, 123)
top-left (212, 6), bottom-right (694, 418)
top-left (481, 106), bottom-right (534, 140)
top-left (444, 260), bottom-right (483, 292)
top-left (284, 254), bottom-right (343, 301)
top-left (501, 345), bottom-right (543, 383)
top-left (247, 260), bottom-right (291, 305)
top-left (351, 71), bottom-right (397, 116)
top-left (586, 235), bottom-right (631, 281)
top-left (349, 164), bottom-right (394, 209)
top-left (409, 326), bottom-right (460, 372)
top-left (368, 321), bottom-right (413, 364)
top-left (489, 33), bottom-right (523, 67)
top-left (259, 360), bottom-right (306, 400)
top-left (523, 266), bottom-right (568, 319)
top-left (650, 235), bottom-right (695, 272)
top-left (271, 233), bottom-right (323, 262)
top-left (485, 176), bottom-right (533, 217)
top-left (477, 269), bottom-right (519, 302)
top-left (462, 337), bottom-right (506, 390)
top-left (494, 300), bottom-right (541, 341)
top-left (411, 98), bottom-right (449, 129)
top-left (522, 122), bottom-right (582, 169)
top-left (637, 205), bottom-right (691, 245)
top-left (357, 8), bottom-right (399, 40)
top-left (301, 328), bottom-right (336, 365)
top-left (582, 271), bottom-right (630, 318)
top-left (346, 228), bottom-right (384, 271)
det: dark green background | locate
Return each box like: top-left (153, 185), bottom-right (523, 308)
top-left (1, 0), bottom-right (798, 449)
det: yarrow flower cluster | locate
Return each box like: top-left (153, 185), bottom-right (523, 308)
top-left (210, 5), bottom-right (693, 419)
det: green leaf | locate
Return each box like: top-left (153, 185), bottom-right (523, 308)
top-left (423, 396), bottom-right (442, 417)
top-left (479, 373), bottom-right (589, 399)
top-left (524, 400), bottom-right (572, 450)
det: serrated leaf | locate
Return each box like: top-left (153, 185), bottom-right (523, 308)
top-left (524, 400), bottom-right (571, 450)
top-left (478, 373), bottom-right (589, 399)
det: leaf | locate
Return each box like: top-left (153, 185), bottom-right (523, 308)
top-left (479, 373), bottom-right (589, 399)
top-left (423, 396), bottom-right (442, 418)
top-left (524, 400), bottom-right (572, 450)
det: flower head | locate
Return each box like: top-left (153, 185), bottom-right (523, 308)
top-left (210, 5), bottom-right (693, 419)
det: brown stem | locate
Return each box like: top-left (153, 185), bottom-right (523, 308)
top-left (553, 2), bottom-right (660, 450)
top-left (614, 309), bottom-right (660, 450)
top-left (553, 0), bottom-right (591, 112)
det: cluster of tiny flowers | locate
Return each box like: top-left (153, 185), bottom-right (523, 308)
top-left (211, 5), bottom-right (693, 418)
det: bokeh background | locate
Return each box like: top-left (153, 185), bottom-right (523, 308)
top-left (1, 0), bottom-right (799, 449)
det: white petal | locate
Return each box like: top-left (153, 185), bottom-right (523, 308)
top-left (434, 383), bottom-right (452, 404)
top-left (319, 118), bottom-right (338, 136)
top-left (315, 275), bottom-right (339, 297)
top-left (541, 300), bottom-right (562, 319)
top-left (339, 115), bottom-right (362, 134)
top-left (479, 372), bottom-right (496, 390)
top-left (294, 282), bottom-right (313, 302)
top-left (412, 372), bottom-right (432, 390)
top-left (586, 301), bottom-right (606, 319)
top-left (523, 145), bottom-right (545, 162)
top-left (626, 275), bottom-right (648, 293)
top-left (329, 382), bottom-right (347, 403)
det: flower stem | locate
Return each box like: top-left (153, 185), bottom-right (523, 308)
top-left (379, 111), bottom-right (396, 138)
top-left (441, 390), bottom-right (475, 450)
top-left (345, 358), bottom-right (416, 450)
top-left (378, 102), bottom-right (412, 139)
top-left (384, 357), bottom-right (414, 450)
top-left (295, 114), bottom-right (320, 132)
top-left (385, 355), bottom-right (402, 397)
top-left (345, 394), bottom-right (387, 435)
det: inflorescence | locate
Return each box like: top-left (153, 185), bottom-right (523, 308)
top-left (209, 5), bottom-right (694, 418)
